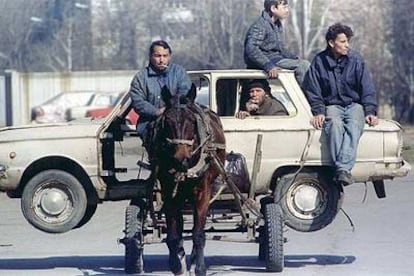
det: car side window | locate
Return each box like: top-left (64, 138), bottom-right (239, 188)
top-left (216, 79), bottom-right (238, 116)
top-left (237, 78), bottom-right (295, 116)
top-left (268, 79), bottom-right (297, 116)
top-left (191, 76), bottom-right (210, 107)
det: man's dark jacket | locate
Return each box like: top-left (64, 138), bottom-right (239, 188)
top-left (244, 11), bottom-right (297, 72)
top-left (303, 49), bottom-right (377, 116)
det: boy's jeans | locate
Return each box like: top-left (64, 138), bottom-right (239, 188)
top-left (275, 58), bottom-right (310, 85)
top-left (323, 103), bottom-right (365, 172)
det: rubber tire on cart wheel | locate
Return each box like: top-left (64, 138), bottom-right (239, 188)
top-left (274, 172), bottom-right (343, 232)
top-left (21, 169), bottom-right (87, 234)
top-left (258, 196), bottom-right (274, 261)
top-left (258, 229), bottom-right (265, 261)
top-left (264, 203), bottom-right (284, 272)
top-left (125, 204), bottom-right (144, 274)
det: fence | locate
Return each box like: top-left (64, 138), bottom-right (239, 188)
top-left (0, 75), bottom-right (5, 126)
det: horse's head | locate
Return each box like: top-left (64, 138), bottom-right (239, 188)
top-left (157, 84), bottom-right (199, 164)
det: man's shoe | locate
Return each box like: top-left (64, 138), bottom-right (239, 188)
top-left (335, 170), bottom-right (353, 186)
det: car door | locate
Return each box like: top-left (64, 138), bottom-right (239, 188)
top-left (201, 72), bottom-right (315, 194)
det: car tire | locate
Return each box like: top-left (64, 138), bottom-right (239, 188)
top-left (274, 172), bottom-right (343, 232)
top-left (21, 169), bottom-right (87, 234)
top-left (74, 203), bottom-right (98, 229)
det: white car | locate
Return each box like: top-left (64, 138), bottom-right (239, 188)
top-left (31, 91), bottom-right (95, 123)
top-left (65, 91), bottom-right (120, 121)
top-left (0, 69), bottom-right (410, 234)
top-left (31, 91), bottom-right (119, 123)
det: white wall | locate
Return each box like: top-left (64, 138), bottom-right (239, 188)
top-left (9, 69), bottom-right (137, 125)
top-left (0, 75), bottom-right (5, 126)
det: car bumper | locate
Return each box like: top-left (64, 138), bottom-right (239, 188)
top-left (371, 160), bottom-right (411, 180)
top-left (351, 160), bottom-right (411, 183)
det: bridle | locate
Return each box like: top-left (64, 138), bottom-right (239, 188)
top-left (159, 102), bottom-right (225, 181)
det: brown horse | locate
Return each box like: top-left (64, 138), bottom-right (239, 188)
top-left (152, 84), bottom-right (226, 275)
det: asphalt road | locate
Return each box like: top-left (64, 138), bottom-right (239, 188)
top-left (0, 173), bottom-right (413, 276)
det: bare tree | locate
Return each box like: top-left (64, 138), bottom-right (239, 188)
top-left (388, 0), bottom-right (414, 123)
top-left (188, 0), bottom-right (259, 69)
top-left (0, 0), bottom-right (47, 71)
top-left (286, 0), bottom-right (335, 59)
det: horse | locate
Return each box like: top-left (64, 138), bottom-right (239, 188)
top-left (150, 84), bottom-right (226, 275)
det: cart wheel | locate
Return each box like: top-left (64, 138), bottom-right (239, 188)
top-left (264, 203), bottom-right (284, 272)
top-left (124, 204), bottom-right (144, 274)
top-left (258, 227), bottom-right (265, 261)
top-left (258, 196), bottom-right (273, 261)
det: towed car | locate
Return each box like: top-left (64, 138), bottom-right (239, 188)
top-left (0, 69), bottom-right (410, 234)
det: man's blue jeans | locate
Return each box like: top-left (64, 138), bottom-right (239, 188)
top-left (323, 103), bottom-right (365, 172)
top-left (275, 58), bottom-right (310, 85)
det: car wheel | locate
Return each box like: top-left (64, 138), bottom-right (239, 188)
top-left (74, 203), bottom-right (98, 229)
top-left (124, 204), bottom-right (144, 274)
top-left (274, 172), bottom-right (343, 232)
top-left (21, 169), bottom-right (87, 234)
top-left (263, 203), bottom-right (284, 272)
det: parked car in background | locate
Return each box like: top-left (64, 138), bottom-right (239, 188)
top-left (65, 91), bottom-right (120, 121)
top-left (85, 92), bottom-right (139, 125)
top-left (31, 91), bottom-right (95, 123)
top-left (31, 91), bottom-right (120, 123)
top-left (86, 88), bottom-right (208, 125)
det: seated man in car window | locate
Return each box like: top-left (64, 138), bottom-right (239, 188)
top-left (236, 79), bottom-right (288, 119)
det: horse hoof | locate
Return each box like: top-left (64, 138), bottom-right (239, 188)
top-left (189, 264), bottom-right (196, 276)
top-left (173, 255), bottom-right (187, 276)
top-left (195, 269), bottom-right (207, 276)
top-left (189, 264), bottom-right (206, 276)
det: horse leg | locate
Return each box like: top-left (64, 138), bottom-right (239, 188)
top-left (189, 182), bottom-right (211, 276)
top-left (165, 201), bottom-right (187, 275)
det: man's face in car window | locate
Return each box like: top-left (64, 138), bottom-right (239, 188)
top-left (249, 87), bottom-right (266, 105)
